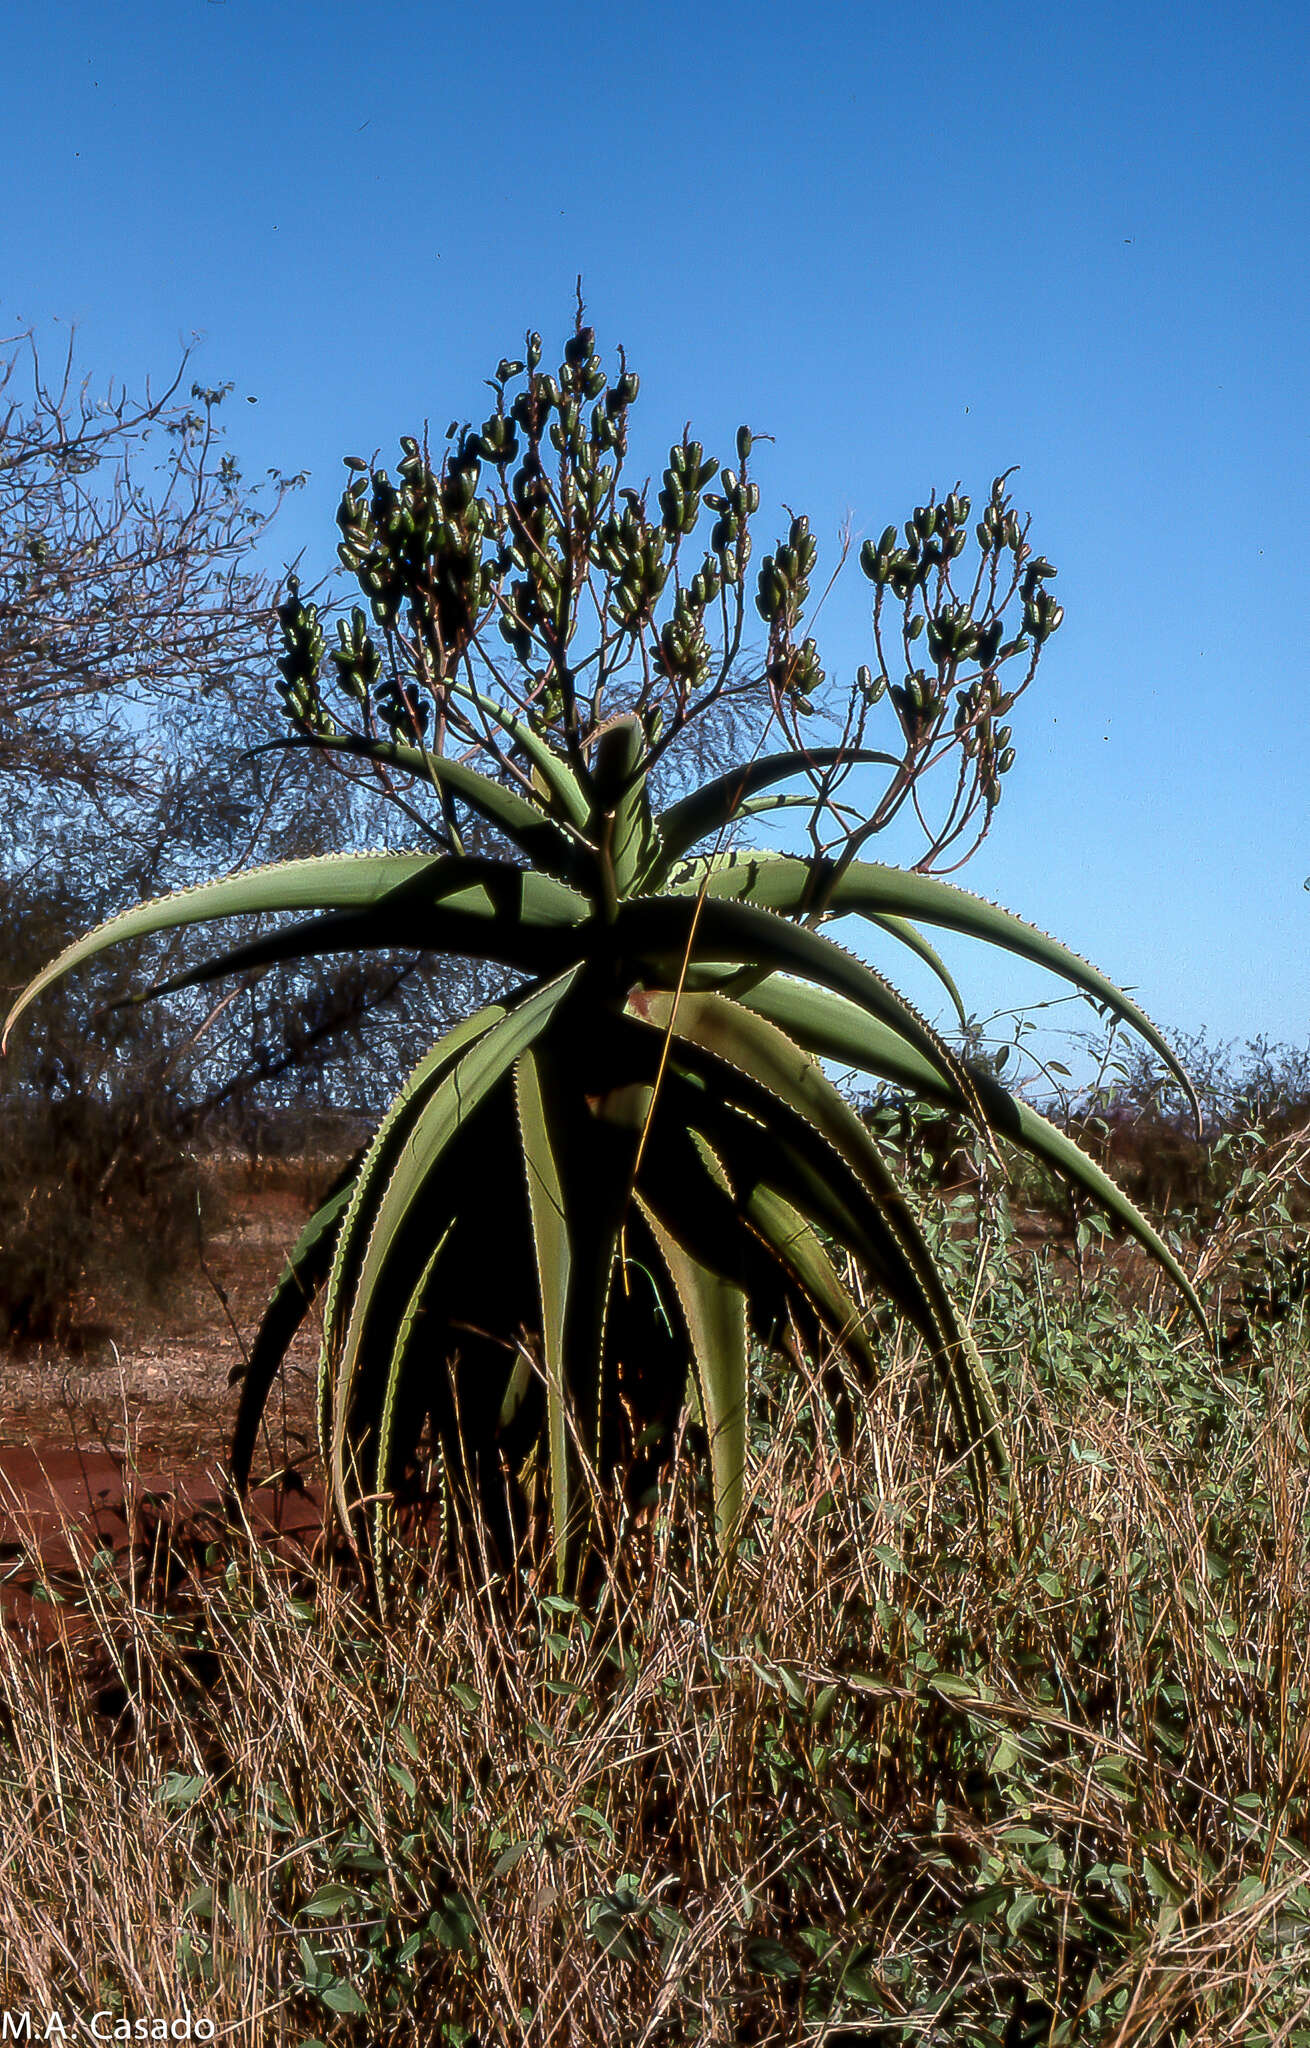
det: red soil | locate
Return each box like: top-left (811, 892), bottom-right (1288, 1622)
top-left (0, 1445), bottom-right (324, 1640)
top-left (0, 1161), bottom-right (330, 1637)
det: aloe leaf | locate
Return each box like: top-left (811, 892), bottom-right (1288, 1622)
top-left (137, 880), bottom-right (586, 1000)
top-left (132, 910), bottom-right (541, 1005)
top-left (323, 1013), bottom-right (512, 1485)
top-left (632, 1119), bottom-right (851, 1432)
top-left (673, 851), bottom-right (1200, 1131)
top-left (373, 1225), bottom-right (454, 1608)
top-left (317, 1002), bottom-right (510, 1469)
top-left (633, 1112), bottom-right (793, 1316)
top-left (2, 851), bottom-right (550, 1051)
top-left (660, 1056), bottom-right (946, 1362)
top-left (638, 1194), bottom-right (749, 1550)
top-left (327, 969), bottom-right (582, 1535)
top-left (449, 683), bottom-right (590, 827)
top-left (741, 1181), bottom-right (881, 1378)
top-left (573, 1082), bottom-right (759, 1546)
top-left (69, 861), bottom-right (586, 1010)
top-left (228, 1170), bottom-right (357, 1499)
top-left (867, 915), bottom-right (967, 1027)
top-left (648, 748), bottom-right (901, 882)
top-left (592, 718), bottom-right (656, 901)
top-left (632, 992), bottom-right (1000, 1508)
top-left (734, 791), bottom-right (822, 824)
top-left (617, 1024), bottom-right (984, 1481)
top-left (729, 1102), bottom-right (996, 1507)
top-left (517, 1045), bottom-right (574, 1576)
top-left (519, 1043), bottom-right (634, 1584)
top-left (268, 733), bottom-right (590, 879)
top-left (735, 973), bottom-right (1207, 1332)
top-left (664, 912), bottom-right (960, 1021)
top-left (616, 894), bottom-right (987, 1131)
top-left (738, 1177), bottom-right (888, 1446)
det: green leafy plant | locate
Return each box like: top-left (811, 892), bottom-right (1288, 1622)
top-left (4, 313), bottom-right (1204, 1589)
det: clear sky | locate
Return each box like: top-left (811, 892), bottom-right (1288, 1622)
top-left (5, 0), bottom-right (1308, 1074)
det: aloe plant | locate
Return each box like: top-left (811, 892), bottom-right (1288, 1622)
top-left (4, 319), bottom-right (1204, 1588)
top-left (3, 710), bottom-right (1204, 1574)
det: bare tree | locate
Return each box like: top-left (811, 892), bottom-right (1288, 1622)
top-left (0, 329), bottom-right (301, 807)
top-left (0, 332), bottom-right (477, 1340)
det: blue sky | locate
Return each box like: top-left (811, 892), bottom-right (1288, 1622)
top-left (5, 0), bottom-right (1308, 1074)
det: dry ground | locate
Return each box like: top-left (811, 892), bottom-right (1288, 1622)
top-left (0, 1158), bottom-right (333, 1626)
top-left (0, 1157), bottom-right (327, 1451)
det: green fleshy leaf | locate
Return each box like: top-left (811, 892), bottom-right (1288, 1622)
top-left (260, 732), bottom-right (589, 880)
top-left (134, 860), bottom-right (588, 999)
top-left (617, 892), bottom-right (988, 1134)
top-left (592, 718), bottom-right (656, 903)
top-left (4, 850), bottom-right (460, 1050)
top-left (649, 748), bottom-right (900, 882)
top-left (672, 851), bottom-right (1200, 1132)
top-left (736, 973), bottom-right (1207, 1332)
top-left (318, 1002), bottom-right (510, 1470)
top-left (373, 1225), bottom-right (454, 1604)
top-left (327, 969), bottom-right (582, 1537)
top-left (229, 1167), bottom-right (357, 1498)
top-left (640, 1185), bottom-right (749, 1550)
top-left (448, 683), bottom-right (591, 828)
top-left (632, 990), bottom-right (1000, 1509)
top-left (517, 1044), bottom-right (574, 1575)
top-left (867, 913), bottom-right (968, 1028)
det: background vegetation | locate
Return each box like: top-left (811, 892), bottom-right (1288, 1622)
top-left (0, 332), bottom-right (499, 1344)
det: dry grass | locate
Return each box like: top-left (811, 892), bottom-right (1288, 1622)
top-left (0, 1215), bottom-right (1307, 2045)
